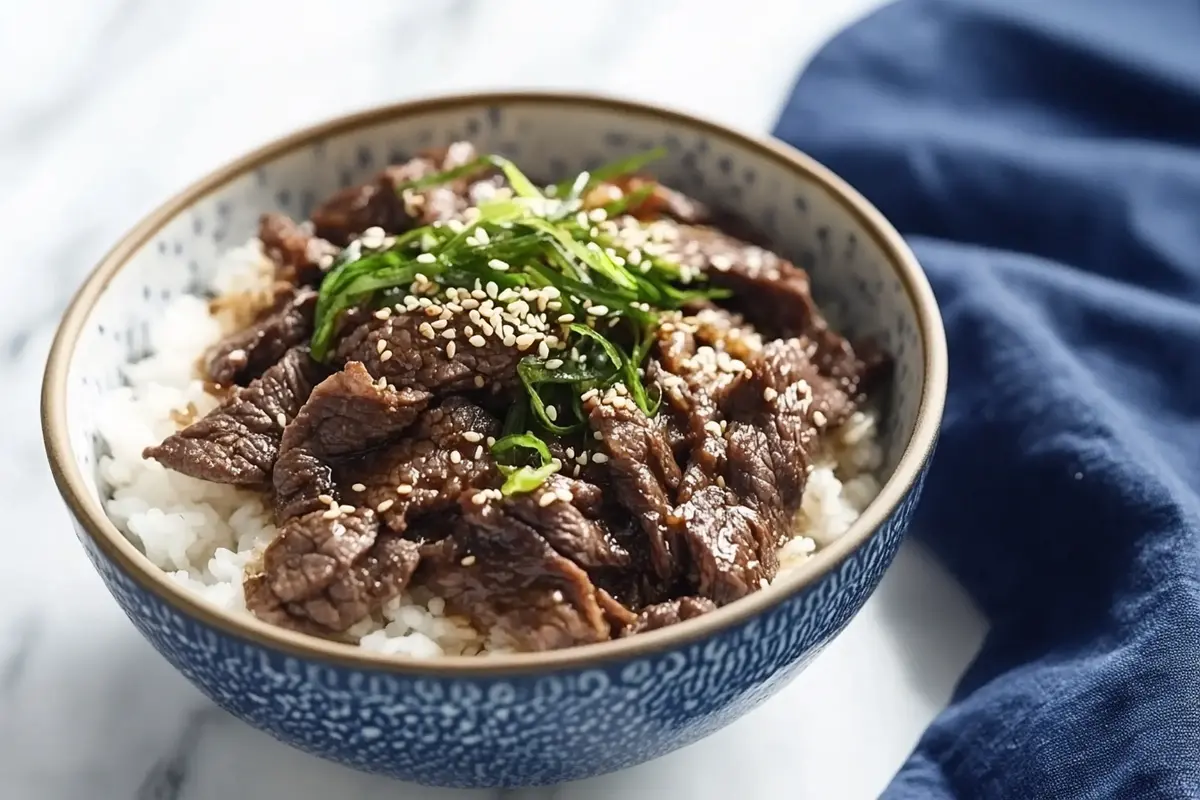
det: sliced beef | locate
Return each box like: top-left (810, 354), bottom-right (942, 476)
top-left (673, 485), bottom-right (777, 604)
top-left (587, 177), bottom-right (711, 225)
top-left (247, 506), bottom-right (420, 633)
top-left (259, 213), bottom-right (336, 286)
top-left (310, 142), bottom-right (499, 245)
top-left (205, 288), bottom-right (317, 386)
top-left (144, 348), bottom-right (323, 486)
top-left (273, 361), bottom-right (431, 520)
top-left (584, 388), bottom-right (683, 583)
top-left (622, 596), bottom-right (716, 636)
top-left (417, 494), bottom-right (610, 651)
top-left (341, 398), bottom-right (500, 534)
top-left (334, 310), bottom-right (523, 397)
top-left (502, 474), bottom-right (630, 570)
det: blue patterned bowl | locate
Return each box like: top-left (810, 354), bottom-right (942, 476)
top-left (42, 92), bottom-right (946, 788)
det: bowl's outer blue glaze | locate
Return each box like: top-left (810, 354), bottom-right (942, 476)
top-left (50, 95), bottom-right (942, 788)
top-left (73, 469), bottom-right (925, 787)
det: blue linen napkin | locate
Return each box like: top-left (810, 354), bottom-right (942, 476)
top-left (774, 1), bottom-right (1200, 797)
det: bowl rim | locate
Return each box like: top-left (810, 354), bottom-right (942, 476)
top-left (42, 90), bottom-right (947, 676)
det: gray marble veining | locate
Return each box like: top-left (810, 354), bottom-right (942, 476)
top-left (0, 1), bottom-right (986, 797)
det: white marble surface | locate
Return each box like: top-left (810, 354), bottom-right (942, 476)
top-left (0, 1), bottom-right (987, 797)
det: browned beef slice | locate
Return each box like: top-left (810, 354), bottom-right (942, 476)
top-left (674, 485), bottom-right (777, 604)
top-left (341, 398), bottom-right (500, 534)
top-left (416, 496), bottom-right (610, 651)
top-left (335, 310), bottom-right (523, 396)
top-left (587, 177), bottom-right (711, 225)
top-left (205, 288), bottom-right (317, 386)
top-left (143, 348), bottom-right (323, 486)
top-left (310, 142), bottom-right (498, 245)
top-left (500, 474), bottom-right (630, 570)
top-left (258, 213), bottom-right (336, 286)
top-left (622, 596), bottom-right (717, 636)
top-left (585, 390), bottom-right (683, 583)
top-left (273, 362), bottom-right (431, 520)
top-left (246, 506), bottom-right (420, 633)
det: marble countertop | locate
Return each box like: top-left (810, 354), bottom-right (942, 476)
top-left (0, 1), bottom-right (987, 797)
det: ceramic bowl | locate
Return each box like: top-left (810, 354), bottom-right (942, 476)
top-left (42, 92), bottom-right (946, 788)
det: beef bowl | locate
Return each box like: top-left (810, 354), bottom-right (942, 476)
top-left (41, 92), bottom-right (946, 788)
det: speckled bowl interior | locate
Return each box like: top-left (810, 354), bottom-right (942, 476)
top-left (47, 93), bottom-right (943, 670)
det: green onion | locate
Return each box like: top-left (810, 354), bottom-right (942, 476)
top-left (553, 147), bottom-right (667, 199)
top-left (491, 432), bottom-right (560, 496)
top-left (500, 462), bottom-right (560, 495)
top-left (486, 156), bottom-right (543, 200)
top-left (392, 157), bottom-right (492, 193)
top-left (491, 432), bottom-right (552, 466)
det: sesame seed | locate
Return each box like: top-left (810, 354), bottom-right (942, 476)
top-left (469, 335), bottom-right (486, 347)
top-left (588, 305), bottom-right (609, 316)
top-left (538, 340), bottom-right (550, 359)
top-left (486, 436), bottom-right (496, 446)
top-left (717, 475), bottom-right (727, 488)
top-left (763, 387), bottom-right (778, 402)
top-left (416, 253), bottom-right (436, 264)
top-left (475, 228), bottom-right (490, 244)
top-left (276, 412), bottom-right (287, 427)
top-left (544, 358), bottom-right (564, 370)
top-left (471, 493), bottom-right (487, 506)
top-left (460, 298), bottom-right (478, 310)
top-left (463, 325), bottom-right (474, 335)
top-left (546, 405), bottom-right (558, 422)
top-left (322, 507), bottom-right (341, 520)
top-left (813, 410), bottom-right (828, 427)
top-left (396, 484), bottom-right (413, 494)
top-left (463, 431), bottom-right (483, 443)
top-left (486, 281), bottom-right (499, 299)
top-left (442, 329), bottom-right (456, 340)
top-left (581, 388), bottom-right (599, 401)
top-left (474, 445), bottom-right (484, 460)
top-left (538, 492), bottom-right (557, 507)
top-left (380, 350), bottom-right (393, 362)
top-left (376, 339), bottom-right (387, 354)
top-left (461, 555), bottom-right (477, 566)
top-left (351, 483), bottom-right (366, 492)
top-left (502, 333), bottom-right (517, 347)
top-left (373, 307), bottom-right (392, 320)
top-left (339, 504), bottom-right (356, 514)
top-left (551, 590), bottom-right (565, 602)
top-left (557, 313), bottom-right (575, 323)
top-left (450, 451), bottom-right (462, 464)
top-left (588, 208), bottom-right (607, 222)
top-left (576, 452), bottom-right (589, 465)
top-left (593, 430), bottom-right (603, 440)
top-left (376, 499), bottom-right (394, 512)
top-left (419, 322), bottom-right (435, 340)
top-left (556, 488), bottom-right (573, 503)
top-left (515, 333), bottom-right (537, 351)
top-left (446, 341), bottom-right (457, 359)
top-left (592, 452), bottom-right (610, 464)
top-left (474, 375), bottom-right (486, 388)
top-left (318, 494), bottom-right (335, 505)
top-left (488, 258), bottom-right (510, 271)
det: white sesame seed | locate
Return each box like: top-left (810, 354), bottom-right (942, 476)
top-left (551, 590), bottom-right (565, 602)
top-left (717, 475), bottom-right (727, 488)
top-left (475, 228), bottom-right (490, 244)
top-left (763, 387), bottom-right (778, 402)
top-left (593, 430), bottom-right (603, 440)
top-left (486, 281), bottom-right (499, 299)
top-left (538, 492), bottom-right (557, 507)
top-left (419, 323), bottom-right (435, 340)
top-left (588, 305), bottom-right (609, 316)
top-left (450, 451), bottom-right (462, 464)
top-left (545, 358), bottom-right (564, 369)
top-left (538, 340), bottom-right (550, 359)
top-left (545, 405), bottom-right (558, 422)
top-left (416, 252), bottom-right (437, 264)
top-left (556, 314), bottom-right (575, 324)
top-left (373, 307), bottom-right (392, 320)
top-left (381, 350), bottom-right (394, 362)
top-left (488, 258), bottom-right (510, 272)
top-left (474, 375), bottom-right (486, 388)
top-left (469, 335), bottom-right (486, 347)
top-left (462, 431), bottom-right (483, 443)
top-left (813, 410), bottom-right (827, 427)
top-left (431, 319), bottom-right (448, 330)
top-left (396, 484), bottom-right (413, 494)
top-left (318, 494), bottom-right (335, 505)
top-left (556, 489), bottom-right (574, 504)
top-left (461, 555), bottom-right (477, 566)
top-left (351, 483), bottom-right (366, 492)
top-left (474, 445), bottom-right (484, 460)
top-left (588, 208), bottom-right (607, 222)
top-left (446, 341), bottom-right (457, 359)
top-left (322, 507), bottom-right (341, 520)
top-left (515, 333), bottom-right (537, 351)
top-left (376, 499), bottom-right (394, 512)
top-left (471, 493), bottom-right (487, 506)
top-left (339, 504), bottom-right (356, 514)
top-left (575, 453), bottom-right (589, 466)
top-left (486, 436), bottom-right (497, 446)
top-left (442, 329), bottom-right (456, 340)
top-left (276, 412), bottom-right (287, 427)
top-left (592, 452), bottom-right (610, 464)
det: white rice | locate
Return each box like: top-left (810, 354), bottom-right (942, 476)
top-left (97, 239), bottom-right (883, 658)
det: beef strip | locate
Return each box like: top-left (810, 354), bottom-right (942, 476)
top-left (248, 507), bottom-right (420, 633)
top-left (334, 310), bottom-right (523, 397)
top-left (341, 398), bottom-right (501, 534)
top-left (310, 142), bottom-right (501, 245)
top-left (273, 361), bottom-right (431, 520)
top-left (258, 213), bottom-right (337, 286)
top-left (622, 596), bottom-right (717, 636)
top-left (144, 347), bottom-right (323, 486)
top-left (673, 485), bottom-right (776, 604)
top-left (584, 388), bottom-right (683, 583)
top-left (585, 176), bottom-right (711, 225)
top-left (501, 474), bottom-right (631, 570)
top-left (417, 493), bottom-right (610, 651)
top-left (205, 287), bottom-right (317, 386)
